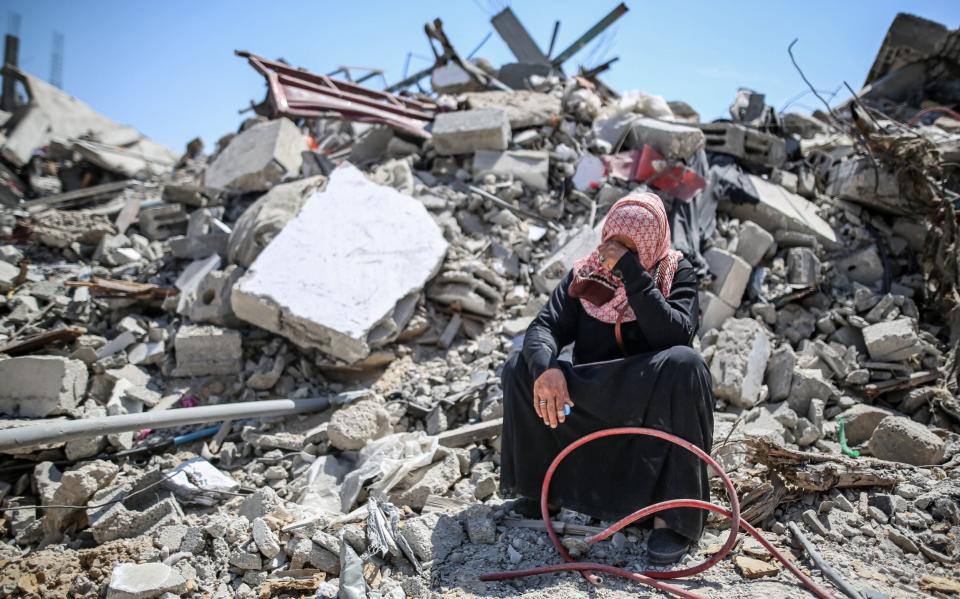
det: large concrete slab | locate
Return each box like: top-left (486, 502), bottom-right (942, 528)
top-left (432, 109), bottom-right (510, 156)
top-left (463, 91), bottom-right (560, 128)
top-left (0, 356), bottom-right (88, 417)
top-left (204, 119), bottom-right (307, 192)
top-left (720, 175), bottom-right (838, 248)
top-left (709, 318), bottom-right (771, 409)
top-left (232, 164), bottom-right (448, 363)
top-left (473, 150), bottom-right (549, 190)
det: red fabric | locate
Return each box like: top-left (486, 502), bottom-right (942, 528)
top-left (571, 192), bottom-right (682, 324)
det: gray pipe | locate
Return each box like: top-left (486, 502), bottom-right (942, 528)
top-left (0, 397), bottom-right (331, 452)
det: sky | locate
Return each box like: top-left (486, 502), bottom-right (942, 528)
top-left (5, 0), bottom-right (960, 152)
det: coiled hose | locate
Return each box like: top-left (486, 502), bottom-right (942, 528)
top-left (480, 427), bottom-right (837, 599)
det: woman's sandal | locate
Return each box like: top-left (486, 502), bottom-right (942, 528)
top-left (646, 527), bottom-right (693, 564)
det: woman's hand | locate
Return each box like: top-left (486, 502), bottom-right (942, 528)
top-left (597, 240), bottom-right (630, 271)
top-left (533, 367), bottom-right (574, 428)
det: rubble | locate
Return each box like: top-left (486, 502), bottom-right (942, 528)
top-left (204, 118), bottom-right (307, 192)
top-left (0, 356), bottom-right (88, 417)
top-left (431, 109), bottom-right (511, 155)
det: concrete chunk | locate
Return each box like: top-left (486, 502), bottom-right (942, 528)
top-left (868, 416), bottom-right (945, 466)
top-left (533, 224), bottom-right (602, 294)
top-left (232, 164), bottom-right (448, 363)
top-left (107, 562), bottom-right (187, 599)
top-left (204, 118), bottom-right (307, 192)
top-left (764, 344), bottom-right (796, 401)
top-left (473, 150), bottom-right (549, 190)
top-left (862, 319), bottom-right (920, 361)
top-left (704, 248), bottom-right (751, 308)
top-left (432, 109), bottom-right (510, 156)
top-left (463, 91), bottom-right (560, 128)
top-left (834, 245), bottom-right (884, 286)
top-left (628, 117), bottom-right (705, 160)
top-left (327, 400), bottom-right (392, 451)
top-left (0, 260), bottom-right (18, 292)
top-left (786, 247), bottom-right (822, 286)
top-left (0, 356), bottom-right (88, 417)
top-left (709, 318), bottom-right (771, 408)
top-left (721, 175), bottom-right (838, 247)
top-left (733, 221), bottom-right (774, 267)
top-left (838, 404), bottom-right (895, 445)
top-left (698, 290), bottom-right (736, 335)
top-left (173, 325), bottom-right (242, 377)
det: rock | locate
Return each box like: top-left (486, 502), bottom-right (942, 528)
top-left (463, 91), bottom-right (560, 128)
top-left (432, 109), bottom-right (511, 155)
top-left (0, 245), bottom-right (23, 265)
top-left (868, 416), bottom-right (945, 466)
top-left (232, 164), bottom-right (447, 363)
top-left (709, 318), bottom-right (771, 408)
top-left (172, 324), bottom-right (242, 377)
top-left (106, 563), bottom-right (187, 599)
top-left (0, 356), bottom-right (88, 417)
top-left (204, 118), bottom-right (307, 192)
top-left (327, 400), bottom-right (392, 451)
top-left (834, 246), bottom-right (885, 286)
top-left (698, 291), bottom-right (736, 334)
top-left (627, 117), bottom-right (706, 159)
top-left (734, 555), bottom-right (779, 579)
top-left (227, 175), bottom-right (326, 268)
top-left (886, 527), bottom-right (919, 553)
top-left (472, 150), bottom-right (549, 190)
top-left (0, 260), bottom-right (18, 291)
top-left (399, 513), bottom-right (464, 562)
top-left (289, 538), bottom-right (339, 574)
top-left (837, 404), bottom-right (895, 445)
top-left (788, 368), bottom-right (838, 415)
top-left (868, 494), bottom-right (908, 518)
top-left (43, 460), bottom-right (119, 541)
top-left (463, 504), bottom-right (496, 544)
top-left (239, 487), bottom-right (282, 520)
top-left (733, 221), bottom-right (774, 267)
top-left (704, 248), bottom-right (751, 308)
top-left (861, 319), bottom-right (921, 361)
top-left (251, 518), bottom-right (281, 558)
top-left (764, 344), bottom-right (796, 401)
top-left (230, 548), bottom-right (263, 570)
top-left (391, 452), bottom-right (462, 510)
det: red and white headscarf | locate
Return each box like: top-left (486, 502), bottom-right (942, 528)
top-left (571, 192), bottom-right (682, 323)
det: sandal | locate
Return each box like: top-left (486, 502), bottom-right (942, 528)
top-left (646, 527), bottom-right (692, 564)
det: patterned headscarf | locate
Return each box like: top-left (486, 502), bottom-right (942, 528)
top-left (571, 192), bottom-right (682, 323)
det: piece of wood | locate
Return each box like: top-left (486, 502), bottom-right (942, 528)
top-left (862, 370), bottom-right (938, 398)
top-left (501, 517), bottom-right (605, 537)
top-left (919, 575), bottom-right (960, 594)
top-left (734, 555), bottom-right (779, 579)
top-left (0, 326), bottom-right (84, 355)
top-left (436, 418), bottom-right (502, 447)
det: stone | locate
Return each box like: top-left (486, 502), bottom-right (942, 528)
top-left (0, 356), bottom-right (88, 417)
top-left (709, 318), bottom-right (771, 408)
top-left (868, 416), bottom-right (945, 466)
top-left (764, 344), bottom-right (795, 401)
top-left (432, 109), bottom-right (511, 156)
top-left (232, 164), bottom-right (447, 363)
top-left (834, 245), bottom-right (884, 286)
top-left (788, 368), bottom-right (838, 415)
top-left (391, 452), bottom-right (462, 510)
top-left (733, 221), bottom-right (774, 267)
top-left (463, 504), bottom-right (496, 544)
top-left (227, 176), bottom-right (326, 268)
top-left (289, 538), bottom-right (340, 574)
top-left (627, 117), bottom-right (705, 160)
top-left (173, 325), bottom-right (242, 377)
top-left (0, 260), bottom-right (18, 291)
top-left (868, 494), bottom-right (908, 518)
top-left (837, 404), bottom-right (895, 445)
top-left (463, 91), bottom-right (560, 128)
top-left (106, 562), bottom-right (188, 599)
top-left (698, 291), bottom-right (736, 334)
top-left (204, 118), bottom-right (307, 191)
top-left (786, 247), bottom-right (821, 286)
top-left (862, 319), bottom-right (921, 361)
top-left (720, 174), bottom-right (838, 247)
top-left (327, 400), bottom-right (392, 451)
top-left (704, 248), bottom-right (751, 308)
top-left (239, 487), bottom-right (282, 520)
top-left (472, 150), bottom-right (549, 190)
top-left (734, 555), bottom-right (779, 579)
top-left (230, 548), bottom-right (263, 570)
top-left (43, 460), bottom-right (119, 541)
top-left (886, 527), bottom-right (919, 553)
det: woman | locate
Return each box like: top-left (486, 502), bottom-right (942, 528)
top-left (500, 192), bottom-right (714, 565)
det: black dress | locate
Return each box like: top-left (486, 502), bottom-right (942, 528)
top-left (500, 252), bottom-right (714, 541)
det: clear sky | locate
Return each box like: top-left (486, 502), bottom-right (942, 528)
top-left (6, 1), bottom-right (960, 152)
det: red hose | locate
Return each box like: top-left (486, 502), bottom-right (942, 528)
top-left (480, 427), bottom-right (837, 599)
top-left (908, 105), bottom-right (960, 127)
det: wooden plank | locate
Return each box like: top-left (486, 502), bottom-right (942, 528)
top-left (436, 418), bottom-right (502, 447)
top-left (501, 517), bottom-right (605, 537)
top-left (862, 370), bottom-right (938, 398)
top-left (0, 326), bottom-right (85, 356)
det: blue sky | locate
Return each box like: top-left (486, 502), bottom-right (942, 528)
top-left (6, 1), bottom-right (960, 152)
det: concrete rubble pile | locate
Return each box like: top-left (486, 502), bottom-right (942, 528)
top-left (0, 8), bottom-right (958, 599)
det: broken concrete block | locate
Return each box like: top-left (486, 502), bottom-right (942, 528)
top-left (533, 224), bottom-right (602, 294)
top-left (240, 487), bottom-right (282, 521)
top-left (184, 265), bottom-right (243, 326)
top-left (627, 117), bottom-right (705, 160)
top-left (709, 318), bottom-right (771, 408)
top-left (473, 150), bottom-right (549, 190)
top-left (106, 562), bottom-right (188, 599)
top-left (834, 245), bottom-right (884, 286)
top-left (720, 174), bottom-right (838, 247)
top-left (432, 109), bottom-right (510, 156)
top-left (463, 91), bottom-right (560, 128)
top-left (868, 416), bottom-right (945, 466)
top-left (252, 517), bottom-right (281, 558)
top-left (227, 175), bottom-right (326, 268)
top-left (699, 122), bottom-right (786, 167)
top-left (704, 248), bottom-right (751, 308)
top-left (862, 318), bottom-right (920, 361)
top-left (173, 325), bottom-right (242, 377)
top-left (327, 400), bottom-right (392, 451)
top-left (786, 247), bottom-right (822, 286)
top-left (399, 512), bottom-right (464, 562)
top-left (733, 221), bottom-right (774, 267)
top-left (391, 452), bottom-right (462, 510)
top-left (88, 472), bottom-right (184, 543)
top-left (788, 368), bottom-right (838, 415)
top-left (698, 290), bottom-right (736, 335)
top-left (463, 504), bottom-right (496, 544)
top-left (764, 344), bottom-right (796, 402)
top-left (138, 203), bottom-right (188, 241)
top-left (232, 164), bottom-right (448, 363)
top-left (827, 157), bottom-right (907, 215)
top-left (0, 260), bottom-right (18, 292)
top-left (205, 118), bottom-right (307, 192)
top-left (838, 404), bottom-right (895, 445)
top-left (0, 356), bottom-right (88, 417)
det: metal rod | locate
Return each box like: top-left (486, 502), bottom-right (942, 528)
top-left (551, 3), bottom-right (628, 68)
top-left (1, 34), bottom-right (19, 111)
top-left (547, 20), bottom-right (561, 58)
top-left (0, 397), bottom-right (331, 452)
top-left (788, 522), bottom-right (864, 599)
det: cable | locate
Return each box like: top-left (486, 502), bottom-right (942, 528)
top-left (480, 427), bottom-right (838, 599)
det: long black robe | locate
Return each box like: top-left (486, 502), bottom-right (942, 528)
top-left (499, 252), bottom-right (714, 541)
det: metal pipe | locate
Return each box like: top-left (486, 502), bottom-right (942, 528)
top-left (551, 3), bottom-right (628, 68)
top-left (0, 397), bottom-right (331, 452)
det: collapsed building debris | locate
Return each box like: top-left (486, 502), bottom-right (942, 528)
top-left (0, 6), bottom-right (958, 599)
